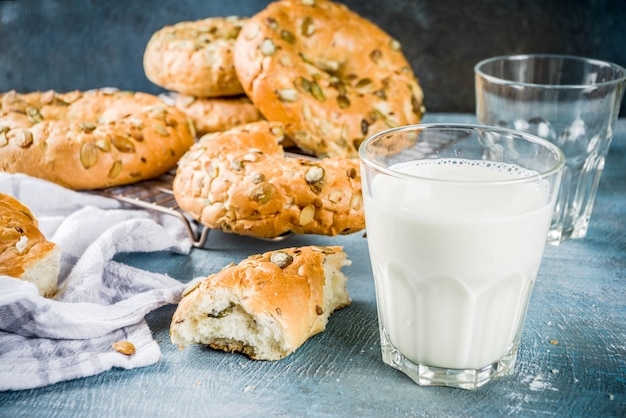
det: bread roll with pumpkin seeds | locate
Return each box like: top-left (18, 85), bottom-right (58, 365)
top-left (170, 245), bottom-right (351, 360)
top-left (0, 89), bottom-right (195, 190)
top-left (144, 16), bottom-right (247, 97)
top-left (173, 120), bottom-right (364, 238)
top-left (174, 93), bottom-right (264, 136)
top-left (234, 0), bottom-right (425, 158)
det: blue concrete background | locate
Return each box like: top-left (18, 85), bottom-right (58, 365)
top-left (0, 0), bottom-right (625, 115)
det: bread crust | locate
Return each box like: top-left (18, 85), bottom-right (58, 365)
top-left (0, 89), bottom-right (195, 190)
top-left (144, 17), bottom-right (247, 97)
top-left (0, 192), bottom-right (59, 297)
top-left (174, 94), bottom-right (264, 136)
top-left (170, 245), bottom-right (351, 360)
top-left (173, 120), bottom-right (364, 238)
top-left (234, 0), bottom-right (425, 158)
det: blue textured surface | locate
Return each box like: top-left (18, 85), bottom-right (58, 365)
top-left (0, 114), bottom-right (624, 417)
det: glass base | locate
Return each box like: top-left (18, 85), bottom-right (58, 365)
top-left (380, 329), bottom-right (518, 390)
top-left (547, 222), bottom-right (589, 245)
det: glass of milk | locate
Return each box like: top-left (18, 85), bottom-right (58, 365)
top-left (359, 124), bottom-right (565, 390)
top-left (475, 54), bottom-right (626, 244)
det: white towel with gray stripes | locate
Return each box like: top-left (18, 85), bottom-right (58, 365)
top-left (0, 173), bottom-right (190, 391)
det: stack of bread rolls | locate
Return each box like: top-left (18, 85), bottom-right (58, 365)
top-left (143, 16), bottom-right (265, 137)
top-left (144, 0), bottom-right (425, 239)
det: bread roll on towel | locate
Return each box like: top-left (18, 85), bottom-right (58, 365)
top-left (170, 245), bottom-right (351, 360)
top-left (0, 192), bottom-right (60, 297)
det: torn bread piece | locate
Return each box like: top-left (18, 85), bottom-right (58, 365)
top-left (170, 245), bottom-right (351, 360)
top-left (0, 192), bottom-right (60, 297)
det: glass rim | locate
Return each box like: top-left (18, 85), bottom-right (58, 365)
top-left (474, 53), bottom-right (626, 89)
top-left (359, 123), bottom-right (566, 186)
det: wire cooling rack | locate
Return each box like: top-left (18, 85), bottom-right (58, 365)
top-left (92, 170), bottom-right (211, 248)
top-left (92, 168), bottom-right (298, 248)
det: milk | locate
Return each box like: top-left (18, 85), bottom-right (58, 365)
top-left (364, 158), bottom-right (554, 370)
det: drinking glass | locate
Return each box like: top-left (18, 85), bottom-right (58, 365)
top-left (359, 124), bottom-right (564, 389)
top-left (475, 54), bottom-right (626, 243)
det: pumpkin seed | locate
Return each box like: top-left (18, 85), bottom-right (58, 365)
top-left (412, 95), bottom-right (423, 115)
top-left (356, 78), bottom-right (372, 89)
top-left (153, 122), bottom-right (169, 136)
top-left (142, 105), bottom-right (166, 116)
top-left (350, 193), bottom-right (363, 210)
top-left (310, 81), bottom-right (325, 102)
top-left (108, 160), bottom-right (123, 178)
top-left (129, 117), bottom-right (144, 128)
top-left (300, 77), bottom-right (312, 93)
top-left (278, 88), bottom-right (298, 102)
top-left (305, 165), bottom-right (325, 184)
top-left (250, 172), bottom-right (265, 184)
top-left (280, 29), bottom-right (295, 44)
top-left (112, 135), bottom-right (135, 153)
top-left (204, 161), bottom-right (219, 178)
top-left (328, 190), bottom-right (344, 204)
top-left (299, 204), bottom-right (315, 225)
top-left (130, 130), bottom-right (144, 142)
top-left (112, 341), bottom-right (135, 356)
top-left (80, 142), bottom-right (99, 168)
top-left (301, 16), bottom-right (315, 36)
top-left (79, 122), bottom-right (97, 133)
top-left (361, 119), bottom-right (370, 135)
top-left (15, 129), bottom-right (33, 147)
top-left (41, 90), bottom-right (55, 105)
top-left (270, 125), bottom-right (285, 142)
top-left (249, 183), bottom-right (275, 204)
top-left (370, 49), bottom-right (382, 63)
top-left (230, 159), bottom-right (243, 171)
top-left (337, 95), bottom-right (350, 109)
top-left (311, 245), bottom-right (335, 254)
top-left (207, 304), bottom-right (234, 318)
top-left (265, 17), bottom-right (279, 31)
top-left (242, 152), bottom-right (259, 162)
top-left (260, 38), bottom-right (276, 56)
top-left (302, 103), bottom-right (311, 120)
top-left (270, 251), bottom-right (293, 268)
top-left (25, 107), bottom-right (43, 124)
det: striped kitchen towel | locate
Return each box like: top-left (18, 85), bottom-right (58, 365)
top-left (0, 173), bottom-right (191, 391)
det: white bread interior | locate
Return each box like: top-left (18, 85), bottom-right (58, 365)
top-left (170, 246), bottom-right (351, 360)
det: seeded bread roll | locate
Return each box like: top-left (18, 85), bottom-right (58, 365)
top-left (234, 0), bottom-right (425, 158)
top-left (174, 94), bottom-right (264, 136)
top-left (0, 193), bottom-right (60, 297)
top-left (144, 17), bottom-right (247, 97)
top-left (170, 245), bottom-right (351, 360)
top-left (0, 89), bottom-right (195, 190)
top-left (173, 121), bottom-right (364, 238)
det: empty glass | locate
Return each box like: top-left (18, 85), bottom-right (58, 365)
top-left (475, 54), bottom-right (626, 243)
